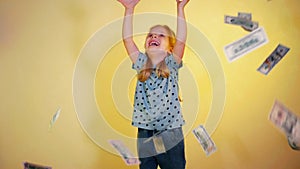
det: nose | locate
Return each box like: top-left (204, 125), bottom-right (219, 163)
top-left (151, 34), bottom-right (158, 39)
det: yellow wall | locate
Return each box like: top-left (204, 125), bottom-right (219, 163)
top-left (1, 0), bottom-right (299, 168)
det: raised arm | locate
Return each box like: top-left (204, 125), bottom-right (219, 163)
top-left (173, 0), bottom-right (190, 64)
top-left (118, 0), bottom-right (140, 63)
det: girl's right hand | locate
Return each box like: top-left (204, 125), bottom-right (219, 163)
top-left (118, 0), bottom-right (140, 9)
top-left (177, 0), bottom-right (190, 8)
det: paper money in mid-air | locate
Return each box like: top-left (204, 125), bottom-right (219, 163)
top-left (269, 100), bottom-right (300, 149)
top-left (237, 12), bottom-right (256, 31)
top-left (193, 125), bottom-right (217, 156)
top-left (257, 44), bottom-right (290, 75)
top-left (109, 140), bottom-right (140, 166)
top-left (224, 27), bottom-right (268, 62)
top-left (269, 100), bottom-right (298, 137)
top-left (224, 14), bottom-right (258, 32)
top-left (153, 136), bottom-right (166, 154)
top-left (48, 107), bottom-right (61, 130)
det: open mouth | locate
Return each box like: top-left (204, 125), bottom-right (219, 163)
top-left (149, 40), bottom-right (160, 46)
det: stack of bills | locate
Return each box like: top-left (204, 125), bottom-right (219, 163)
top-left (109, 140), bottom-right (140, 165)
top-left (257, 44), bottom-right (290, 75)
top-left (269, 100), bottom-right (300, 150)
top-left (224, 12), bottom-right (258, 32)
top-left (193, 125), bottom-right (217, 156)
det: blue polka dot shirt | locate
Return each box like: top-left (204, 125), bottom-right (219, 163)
top-left (131, 52), bottom-right (185, 130)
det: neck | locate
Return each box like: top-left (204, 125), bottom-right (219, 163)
top-left (146, 50), bottom-right (169, 66)
top-left (150, 57), bottom-right (165, 67)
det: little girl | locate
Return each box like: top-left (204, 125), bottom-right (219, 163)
top-left (118, 0), bottom-right (190, 169)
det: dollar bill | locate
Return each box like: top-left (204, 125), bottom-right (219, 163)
top-left (153, 136), bottom-right (166, 154)
top-left (224, 15), bottom-right (259, 31)
top-left (224, 27), bottom-right (268, 62)
top-left (193, 125), bottom-right (217, 156)
top-left (237, 12), bottom-right (254, 31)
top-left (269, 100), bottom-right (300, 150)
top-left (48, 107), bottom-right (61, 130)
top-left (257, 44), bottom-right (290, 75)
top-left (109, 140), bottom-right (140, 166)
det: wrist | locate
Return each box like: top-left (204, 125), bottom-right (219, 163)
top-left (125, 7), bottom-right (135, 15)
top-left (177, 4), bottom-right (185, 11)
top-left (177, 7), bottom-right (185, 16)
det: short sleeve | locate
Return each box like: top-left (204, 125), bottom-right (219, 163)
top-left (165, 54), bottom-right (183, 70)
top-left (132, 52), bottom-right (147, 71)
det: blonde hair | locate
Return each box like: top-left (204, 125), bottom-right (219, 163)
top-left (138, 25), bottom-right (176, 82)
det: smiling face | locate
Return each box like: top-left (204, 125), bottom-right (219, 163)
top-left (145, 25), bottom-right (173, 53)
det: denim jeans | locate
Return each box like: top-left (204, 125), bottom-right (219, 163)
top-left (137, 127), bottom-right (186, 169)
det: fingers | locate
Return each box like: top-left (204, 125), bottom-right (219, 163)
top-left (118, 0), bottom-right (140, 9)
top-left (177, 0), bottom-right (190, 4)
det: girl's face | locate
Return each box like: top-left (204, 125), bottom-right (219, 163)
top-left (145, 26), bottom-right (171, 53)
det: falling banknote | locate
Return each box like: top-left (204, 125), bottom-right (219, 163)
top-left (224, 27), bottom-right (268, 62)
top-left (269, 100), bottom-right (300, 150)
top-left (48, 107), bottom-right (61, 130)
top-left (237, 12), bottom-right (253, 31)
top-left (224, 15), bottom-right (259, 32)
top-left (109, 140), bottom-right (140, 166)
top-left (257, 44), bottom-right (290, 75)
top-left (269, 100), bottom-right (299, 138)
top-left (193, 125), bottom-right (217, 156)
